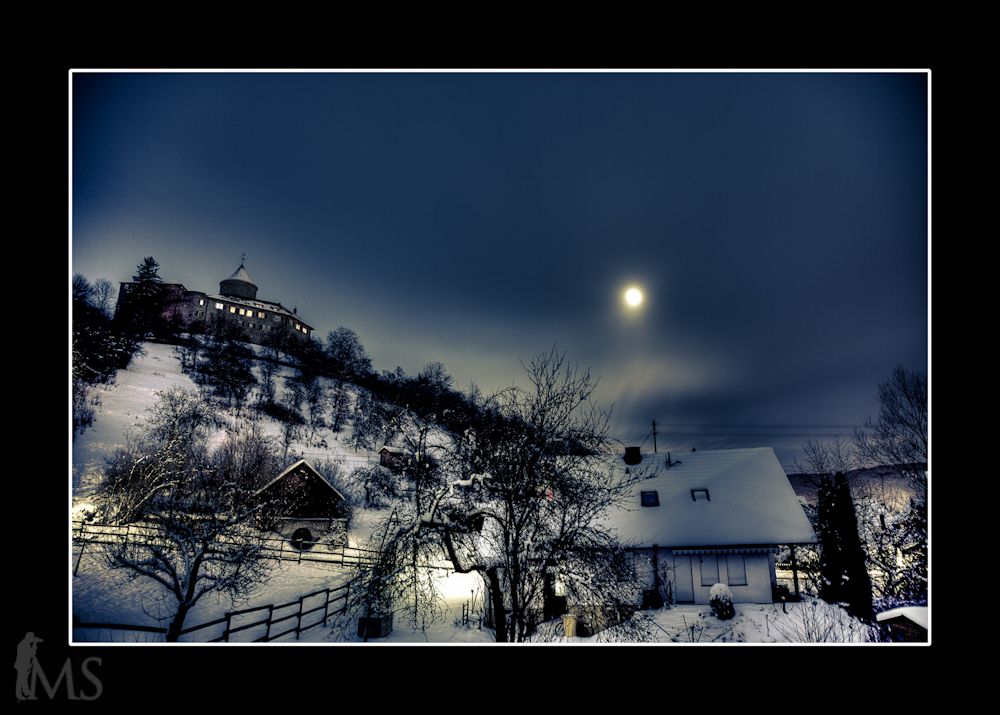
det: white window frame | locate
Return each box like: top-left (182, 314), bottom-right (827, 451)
top-left (727, 554), bottom-right (747, 586)
top-left (700, 554), bottom-right (719, 586)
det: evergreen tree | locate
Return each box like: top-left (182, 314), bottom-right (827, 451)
top-left (817, 472), bottom-right (873, 622)
top-left (128, 256), bottom-right (163, 336)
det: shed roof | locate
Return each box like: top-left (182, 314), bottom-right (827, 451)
top-left (876, 606), bottom-right (928, 629)
top-left (254, 459), bottom-right (345, 501)
top-left (601, 447), bottom-right (818, 549)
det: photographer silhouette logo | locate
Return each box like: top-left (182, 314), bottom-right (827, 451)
top-left (15, 633), bottom-right (102, 702)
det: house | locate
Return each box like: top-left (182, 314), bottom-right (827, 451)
top-left (378, 446), bottom-right (408, 473)
top-left (253, 460), bottom-right (349, 549)
top-left (598, 447), bottom-right (818, 608)
top-left (875, 606), bottom-right (928, 642)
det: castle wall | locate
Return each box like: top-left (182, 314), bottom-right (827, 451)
top-left (114, 278), bottom-right (313, 346)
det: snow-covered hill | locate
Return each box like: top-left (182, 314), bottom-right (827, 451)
top-left (73, 341), bottom-right (380, 504)
top-left (70, 342), bottom-right (892, 644)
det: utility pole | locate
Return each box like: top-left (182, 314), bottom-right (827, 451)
top-left (652, 420), bottom-right (658, 453)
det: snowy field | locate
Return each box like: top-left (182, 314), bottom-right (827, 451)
top-left (72, 544), bottom-right (879, 644)
top-left (70, 342), bottom-right (895, 645)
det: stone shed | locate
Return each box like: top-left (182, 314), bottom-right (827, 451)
top-left (253, 460), bottom-right (349, 549)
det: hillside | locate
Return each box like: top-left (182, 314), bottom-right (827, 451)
top-left (73, 340), bottom-right (385, 507)
top-left (784, 467), bottom-right (924, 507)
top-left (71, 342), bottom-right (904, 644)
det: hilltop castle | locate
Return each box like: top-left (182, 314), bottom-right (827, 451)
top-left (114, 262), bottom-right (314, 346)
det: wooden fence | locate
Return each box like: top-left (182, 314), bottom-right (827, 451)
top-left (72, 520), bottom-right (380, 574)
top-left (73, 581), bottom-right (354, 643)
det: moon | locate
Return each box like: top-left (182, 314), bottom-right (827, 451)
top-left (625, 288), bottom-right (642, 306)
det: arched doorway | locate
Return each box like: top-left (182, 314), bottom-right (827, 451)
top-left (290, 527), bottom-right (314, 551)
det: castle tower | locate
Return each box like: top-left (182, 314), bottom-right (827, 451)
top-left (219, 263), bottom-right (258, 301)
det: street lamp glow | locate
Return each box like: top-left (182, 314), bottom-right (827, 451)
top-left (625, 288), bottom-right (642, 306)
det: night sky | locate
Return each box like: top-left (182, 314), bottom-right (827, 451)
top-left (70, 70), bottom-right (929, 470)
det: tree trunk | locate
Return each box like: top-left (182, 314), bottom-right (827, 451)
top-left (166, 603), bottom-right (190, 642)
top-left (486, 567), bottom-right (508, 643)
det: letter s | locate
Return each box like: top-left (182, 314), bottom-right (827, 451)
top-left (80, 658), bottom-right (103, 701)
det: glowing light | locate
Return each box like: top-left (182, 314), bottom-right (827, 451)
top-left (625, 288), bottom-right (642, 306)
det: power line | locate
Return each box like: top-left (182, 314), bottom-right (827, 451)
top-left (654, 432), bottom-right (857, 437)
top-left (650, 423), bottom-right (866, 428)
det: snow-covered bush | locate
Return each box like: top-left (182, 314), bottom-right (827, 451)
top-left (352, 463), bottom-right (401, 508)
top-left (770, 599), bottom-right (878, 642)
top-left (709, 583), bottom-right (735, 620)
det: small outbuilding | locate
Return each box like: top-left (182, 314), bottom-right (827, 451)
top-left (253, 460), bottom-right (349, 549)
top-left (378, 446), bottom-right (409, 473)
top-left (876, 606), bottom-right (928, 642)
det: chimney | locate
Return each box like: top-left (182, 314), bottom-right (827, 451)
top-left (624, 446), bottom-right (642, 465)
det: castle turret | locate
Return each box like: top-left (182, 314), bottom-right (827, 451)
top-left (219, 263), bottom-right (258, 301)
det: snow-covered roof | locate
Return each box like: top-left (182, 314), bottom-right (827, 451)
top-left (601, 447), bottom-right (818, 549)
top-left (205, 293), bottom-right (312, 328)
top-left (225, 264), bottom-right (256, 286)
top-left (253, 459), bottom-right (346, 501)
top-left (876, 606), bottom-right (928, 629)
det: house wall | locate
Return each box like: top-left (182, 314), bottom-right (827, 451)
top-left (114, 282), bottom-right (312, 344)
top-left (632, 547), bottom-right (776, 605)
top-left (272, 517), bottom-right (348, 547)
top-left (199, 297), bottom-right (312, 343)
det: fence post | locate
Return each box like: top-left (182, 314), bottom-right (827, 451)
top-left (264, 604), bottom-right (273, 642)
top-left (297, 595), bottom-right (305, 640)
top-left (322, 588), bottom-right (330, 627)
top-left (73, 524), bottom-right (87, 577)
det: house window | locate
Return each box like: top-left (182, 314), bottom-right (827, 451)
top-left (258, 311), bottom-right (265, 318)
top-left (215, 303), bottom-right (224, 310)
top-left (700, 555), bottom-right (719, 586)
top-left (640, 491), bottom-right (659, 506)
top-left (229, 307), bottom-right (236, 313)
top-left (199, 299), bottom-right (205, 305)
top-left (691, 489), bottom-right (710, 502)
top-left (727, 555), bottom-right (747, 586)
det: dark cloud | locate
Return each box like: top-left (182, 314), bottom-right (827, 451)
top-left (71, 70), bottom-right (929, 469)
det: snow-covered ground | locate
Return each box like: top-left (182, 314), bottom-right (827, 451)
top-left (70, 342), bottom-right (896, 645)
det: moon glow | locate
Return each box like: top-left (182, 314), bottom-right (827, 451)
top-left (625, 288), bottom-right (642, 306)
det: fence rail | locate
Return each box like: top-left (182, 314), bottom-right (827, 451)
top-left (74, 581), bottom-right (354, 643)
top-left (72, 520), bottom-right (380, 570)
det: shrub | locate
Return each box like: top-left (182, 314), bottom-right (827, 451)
top-left (709, 583), bottom-right (735, 620)
top-left (352, 463), bottom-right (401, 508)
top-left (771, 599), bottom-right (878, 643)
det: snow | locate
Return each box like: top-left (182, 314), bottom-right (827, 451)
top-left (70, 342), bottom-right (910, 645)
top-left (875, 606), bottom-right (928, 629)
top-left (600, 448), bottom-right (819, 548)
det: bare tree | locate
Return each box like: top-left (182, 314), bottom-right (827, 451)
top-left (853, 365), bottom-right (928, 495)
top-left (791, 436), bottom-right (859, 494)
top-left (91, 390), bottom-right (277, 641)
top-left (347, 348), bottom-right (655, 642)
top-left (324, 327), bottom-right (373, 433)
top-left (92, 278), bottom-right (117, 319)
top-left (853, 365), bottom-right (927, 607)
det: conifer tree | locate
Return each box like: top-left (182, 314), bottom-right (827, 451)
top-left (817, 472), bottom-right (873, 622)
top-left (126, 256), bottom-right (163, 336)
